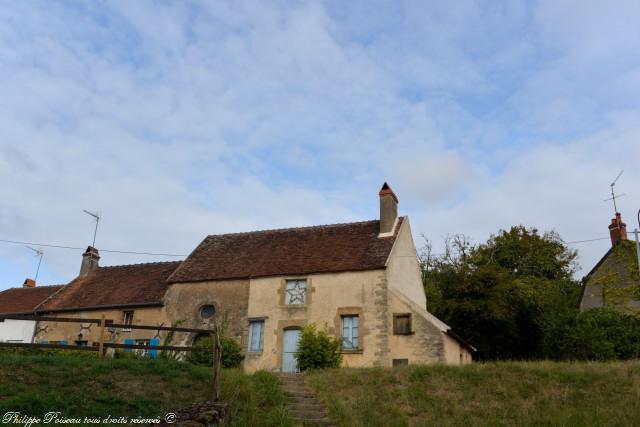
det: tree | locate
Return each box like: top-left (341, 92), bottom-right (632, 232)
top-left (565, 308), bottom-right (640, 360)
top-left (421, 226), bottom-right (580, 360)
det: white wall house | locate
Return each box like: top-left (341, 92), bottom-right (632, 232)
top-left (0, 319), bottom-right (37, 343)
top-left (0, 282), bottom-right (63, 343)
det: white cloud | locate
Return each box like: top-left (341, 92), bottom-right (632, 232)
top-left (0, 1), bottom-right (639, 288)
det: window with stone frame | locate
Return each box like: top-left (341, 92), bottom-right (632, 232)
top-left (285, 279), bottom-right (307, 305)
top-left (341, 315), bottom-right (359, 350)
top-left (393, 313), bottom-right (412, 335)
top-left (248, 320), bottom-right (264, 352)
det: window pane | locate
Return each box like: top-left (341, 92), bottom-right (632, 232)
top-left (341, 315), bottom-right (359, 350)
top-left (200, 305), bottom-right (215, 319)
top-left (249, 321), bottom-right (264, 352)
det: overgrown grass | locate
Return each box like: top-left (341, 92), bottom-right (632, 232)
top-left (0, 352), bottom-right (291, 427)
top-left (306, 360), bottom-right (640, 427)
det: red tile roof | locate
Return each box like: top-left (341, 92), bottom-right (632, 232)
top-left (168, 218), bottom-right (403, 283)
top-left (39, 261), bottom-right (181, 312)
top-left (0, 285), bottom-right (64, 314)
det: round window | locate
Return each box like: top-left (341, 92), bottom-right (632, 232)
top-left (200, 305), bottom-right (216, 319)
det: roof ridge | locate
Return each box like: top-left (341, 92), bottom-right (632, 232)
top-left (97, 260), bottom-right (183, 269)
top-left (204, 219), bottom-right (379, 239)
top-left (1, 284), bottom-right (65, 292)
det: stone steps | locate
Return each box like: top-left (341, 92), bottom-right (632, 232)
top-left (276, 373), bottom-right (334, 426)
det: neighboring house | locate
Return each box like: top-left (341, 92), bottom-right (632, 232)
top-left (0, 280), bottom-right (63, 343)
top-left (33, 255), bottom-right (184, 349)
top-left (579, 213), bottom-right (640, 315)
top-left (8, 183), bottom-right (473, 370)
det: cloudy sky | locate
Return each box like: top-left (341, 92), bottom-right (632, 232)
top-left (1, 0), bottom-right (639, 291)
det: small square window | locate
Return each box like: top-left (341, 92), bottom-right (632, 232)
top-left (341, 315), bottom-right (359, 350)
top-left (393, 314), bottom-right (412, 335)
top-left (122, 311), bottom-right (134, 332)
top-left (393, 358), bottom-right (408, 367)
top-left (249, 320), bottom-right (264, 352)
top-left (285, 279), bottom-right (307, 305)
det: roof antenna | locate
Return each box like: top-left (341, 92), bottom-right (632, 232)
top-left (26, 246), bottom-right (44, 281)
top-left (83, 209), bottom-right (101, 247)
top-left (603, 170), bottom-right (626, 214)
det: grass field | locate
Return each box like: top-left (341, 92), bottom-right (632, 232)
top-left (0, 352), bottom-right (292, 427)
top-left (306, 361), bottom-right (640, 427)
top-left (3, 353), bottom-right (640, 427)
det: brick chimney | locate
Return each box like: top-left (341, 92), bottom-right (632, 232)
top-left (379, 182), bottom-right (398, 235)
top-left (79, 246), bottom-right (100, 277)
top-left (22, 278), bottom-right (36, 288)
top-left (608, 212), bottom-right (628, 247)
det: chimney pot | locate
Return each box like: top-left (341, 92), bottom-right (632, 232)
top-left (22, 278), bottom-right (36, 288)
top-left (79, 246), bottom-right (100, 277)
top-left (379, 182), bottom-right (399, 235)
top-left (608, 212), bottom-right (628, 247)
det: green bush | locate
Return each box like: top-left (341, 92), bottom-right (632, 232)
top-left (0, 346), bottom-right (97, 359)
top-left (566, 308), bottom-right (640, 360)
top-left (186, 336), bottom-right (244, 368)
top-left (295, 324), bottom-right (342, 371)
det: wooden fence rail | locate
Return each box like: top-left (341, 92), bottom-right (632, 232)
top-left (0, 314), bottom-right (223, 401)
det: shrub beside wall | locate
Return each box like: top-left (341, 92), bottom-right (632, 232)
top-left (186, 336), bottom-right (244, 368)
top-left (295, 324), bottom-right (342, 371)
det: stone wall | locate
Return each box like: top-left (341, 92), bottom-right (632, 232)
top-left (163, 279), bottom-right (250, 346)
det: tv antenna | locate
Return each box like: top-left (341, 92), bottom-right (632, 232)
top-left (26, 246), bottom-right (44, 281)
top-left (83, 209), bottom-right (101, 247)
top-left (603, 170), bottom-right (626, 214)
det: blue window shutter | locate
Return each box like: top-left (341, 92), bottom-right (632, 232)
top-left (149, 338), bottom-right (159, 359)
top-left (124, 338), bottom-right (134, 353)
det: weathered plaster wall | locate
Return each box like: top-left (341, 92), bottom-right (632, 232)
top-left (443, 333), bottom-right (473, 364)
top-left (34, 307), bottom-right (167, 344)
top-left (244, 269), bottom-right (388, 373)
top-left (35, 279), bottom-right (251, 348)
top-left (386, 218), bottom-right (427, 309)
top-left (388, 289), bottom-right (473, 365)
top-left (387, 289), bottom-right (444, 364)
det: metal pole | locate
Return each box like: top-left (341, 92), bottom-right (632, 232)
top-left (636, 209), bottom-right (640, 275)
top-left (635, 229), bottom-right (640, 275)
top-left (34, 253), bottom-right (43, 281)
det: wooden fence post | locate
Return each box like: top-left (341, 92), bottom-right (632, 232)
top-left (98, 314), bottom-right (106, 359)
top-left (212, 322), bottom-right (222, 402)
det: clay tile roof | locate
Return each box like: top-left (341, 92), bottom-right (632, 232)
top-left (168, 218), bottom-right (403, 283)
top-left (0, 285), bottom-right (64, 315)
top-left (40, 261), bottom-right (182, 312)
